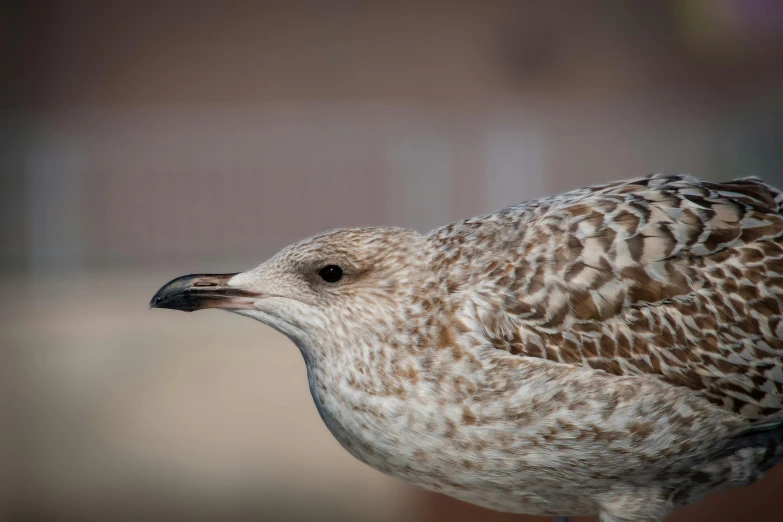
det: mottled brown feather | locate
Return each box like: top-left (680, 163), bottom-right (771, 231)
top-left (432, 174), bottom-right (783, 422)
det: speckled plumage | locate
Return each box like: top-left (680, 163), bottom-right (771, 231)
top-left (154, 174), bottom-right (783, 522)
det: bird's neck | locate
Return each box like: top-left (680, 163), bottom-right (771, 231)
top-left (293, 268), bottom-right (468, 471)
top-left (300, 334), bottom-right (415, 468)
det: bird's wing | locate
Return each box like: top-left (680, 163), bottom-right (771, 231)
top-left (435, 174), bottom-right (783, 422)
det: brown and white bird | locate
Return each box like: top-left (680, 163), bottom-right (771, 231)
top-left (151, 174), bottom-right (783, 522)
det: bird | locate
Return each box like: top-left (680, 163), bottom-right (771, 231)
top-left (151, 174), bottom-right (783, 522)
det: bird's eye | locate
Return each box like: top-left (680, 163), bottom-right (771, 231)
top-left (318, 265), bottom-right (343, 283)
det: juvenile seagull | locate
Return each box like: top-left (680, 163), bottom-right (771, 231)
top-left (151, 174), bottom-right (783, 522)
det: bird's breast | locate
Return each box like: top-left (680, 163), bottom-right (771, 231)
top-left (301, 347), bottom-right (545, 497)
top-left (303, 357), bottom-right (600, 515)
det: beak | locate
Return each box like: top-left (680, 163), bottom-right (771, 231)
top-left (149, 273), bottom-right (259, 312)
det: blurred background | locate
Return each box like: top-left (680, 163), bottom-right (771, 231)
top-left (1, 1), bottom-right (783, 521)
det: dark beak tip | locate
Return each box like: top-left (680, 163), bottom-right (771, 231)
top-left (148, 276), bottom-right (194, 312)
top-left (148, 294), bottom-right (169, 310)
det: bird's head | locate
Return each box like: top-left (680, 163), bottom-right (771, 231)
top-left (150, 227), bottom-right (430, 350)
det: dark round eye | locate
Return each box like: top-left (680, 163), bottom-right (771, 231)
top-left (318, 265), bottom-right (343, 283)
